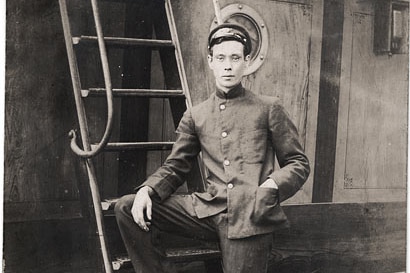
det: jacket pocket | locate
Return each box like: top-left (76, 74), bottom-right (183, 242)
top-left (241, 129), bottom-right (267, 163)
top-left (252, 187), bottom-right (288, 226)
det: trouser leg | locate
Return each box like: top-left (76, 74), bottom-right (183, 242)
top-left (212, 213), bottom-right (273, 273)
top-left (114, 194), bottom-right (218, 273)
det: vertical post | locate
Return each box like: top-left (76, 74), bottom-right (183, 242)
top-left (312, 0), bottom-right (344, 203)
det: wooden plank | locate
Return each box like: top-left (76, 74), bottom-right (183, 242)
top-left (312, 0), bottom-right (344, 203)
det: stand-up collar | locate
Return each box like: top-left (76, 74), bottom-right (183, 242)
top-left (215, 84), bottom-right (244, 99)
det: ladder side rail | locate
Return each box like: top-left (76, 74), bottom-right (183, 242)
top-left (85, 158), bottom-right (114, 273)
top-left (59, 0), bottom-right (92, 153)
top-left (164, 0), bottom-right (192, 109)
top-left (59, 1), bottom-right (113, 273)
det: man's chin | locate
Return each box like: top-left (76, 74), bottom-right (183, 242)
top-left (218, 81), bottom-right (239, 89)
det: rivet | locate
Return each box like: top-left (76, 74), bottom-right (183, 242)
top-left (238, 4), bottom-right (243, 9)
top-left (261, 23), bottom-right (265, 28)
top-left (260, 55), bottom-right (264, 60)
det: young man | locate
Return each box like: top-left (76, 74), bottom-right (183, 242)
top-left (115, 23), bottom-right (310, 273)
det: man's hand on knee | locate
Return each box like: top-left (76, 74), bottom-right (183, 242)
top-left (131, 186), bottom-right (154, 232)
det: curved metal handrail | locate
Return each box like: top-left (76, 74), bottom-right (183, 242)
top-left (68, 0), bottom-right (114, 158)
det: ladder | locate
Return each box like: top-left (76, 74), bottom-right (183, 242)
top-left (58, 0), bottom-right (222, 272)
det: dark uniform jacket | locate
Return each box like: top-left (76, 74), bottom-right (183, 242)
top-left (141, 84), bottom-right (310, 239)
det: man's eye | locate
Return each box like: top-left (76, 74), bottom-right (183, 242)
top-left (216, 56), bottom-right (224, 61)
top-left (232, 56), bottom-right (241, 62)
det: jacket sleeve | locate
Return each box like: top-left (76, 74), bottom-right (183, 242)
top-left (268, 103), bottom-right (310, 203)
top-left (136, 109), bottom-right (201, 201)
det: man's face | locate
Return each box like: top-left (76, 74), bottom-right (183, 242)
top-left (208, 40), bottom-right (250, 93)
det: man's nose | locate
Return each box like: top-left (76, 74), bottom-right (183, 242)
top-left (224, 60), bottom-right (233, 71)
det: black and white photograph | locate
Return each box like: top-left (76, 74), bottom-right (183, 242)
top-left (3, 0), bottom-right (409, 272)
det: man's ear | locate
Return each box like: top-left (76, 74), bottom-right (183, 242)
top-left (244, 54), bottom-right (251, 67)
top-left (207, 55), bottom-right (213, 68)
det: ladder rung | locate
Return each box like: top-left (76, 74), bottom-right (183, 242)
top-left (101, 198), bottom-right (119, 211)
top-left (166, 246), bottom-right (221, 262)
top-left (72, 36), bottom-right (174, 48)
top-left (91, 142), bottom-right (174, 151)
top-left (82, 88), bottom-right (184, 98)
top-left (112, 255), bottom-right (133, 271)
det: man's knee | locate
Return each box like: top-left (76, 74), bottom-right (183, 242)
top-left (114, 194), bottom-right (135, 218)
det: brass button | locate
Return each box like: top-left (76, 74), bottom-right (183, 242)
top-left (220, 104), bottom-right (226, 110)
top-left (227, 183), bottom-right (233, 189)
top-left (221, 132), bottom-right (228, 138)
top-left (223, 160), bottom-right (230, 166)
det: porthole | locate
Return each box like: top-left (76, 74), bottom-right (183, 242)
top-left (210, 4), bottom-right (269, 75)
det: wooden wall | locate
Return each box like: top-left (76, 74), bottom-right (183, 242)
top-left (333, 0), bottom-right (408, 202)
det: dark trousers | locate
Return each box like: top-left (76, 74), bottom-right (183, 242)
top-left (114, 194), bottom-right (273, 273)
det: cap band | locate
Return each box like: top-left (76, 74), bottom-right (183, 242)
top-left (208, 24), bottom-right (252, 55)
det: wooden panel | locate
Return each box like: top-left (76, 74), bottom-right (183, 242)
top-left (334, 0), bottom-right (408, 202)
top-left (277, 202), bottom-right (406, 272)
top-left (4, 219), bottom-right (99, 273)
top-left (172, 0), bottom-right (323, 204)
top-left (4, 0), bottom-right (85, 207)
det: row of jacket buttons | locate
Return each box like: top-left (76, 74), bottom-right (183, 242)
top-left (220, 103), bottom-right (232, 189)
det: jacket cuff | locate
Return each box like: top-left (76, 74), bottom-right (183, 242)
top-left (134, 176), bottom-right (175, 202)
